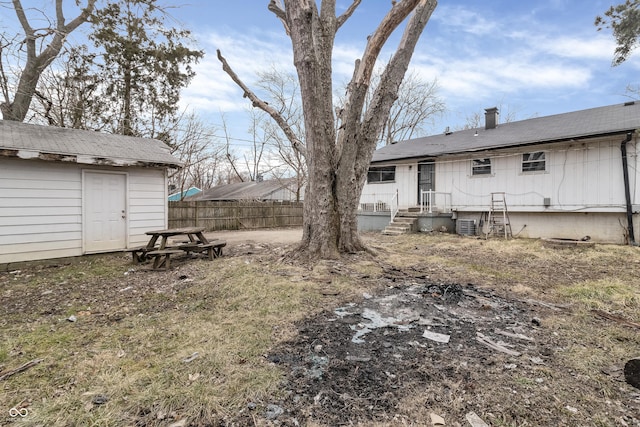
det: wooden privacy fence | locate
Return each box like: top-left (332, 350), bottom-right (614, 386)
top-left (168, 200), bottom-right (303, 231)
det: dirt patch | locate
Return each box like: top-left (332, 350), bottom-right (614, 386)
top-left (204, 228), bottom-right (303, 246)
top-left (262, 281), bottom-right (552, 425)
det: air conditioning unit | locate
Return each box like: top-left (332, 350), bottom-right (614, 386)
top-left (456, 219), bottom-right (476, 236)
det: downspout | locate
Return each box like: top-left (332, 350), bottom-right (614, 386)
top-left (620, 132), bottom-right (637, 245)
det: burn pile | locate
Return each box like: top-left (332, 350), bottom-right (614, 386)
top-left (256, 280), bottom-right (561, 426)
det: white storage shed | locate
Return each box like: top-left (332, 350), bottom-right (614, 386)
top-left (0, 120), bottom-right (181, 266)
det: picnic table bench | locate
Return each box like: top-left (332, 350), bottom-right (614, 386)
top-left (126, 227), bottom-right (226, 270)
top-left (147, 248), bottom-right (183, 270)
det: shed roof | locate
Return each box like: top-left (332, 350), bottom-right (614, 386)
top-left (0, 120), bottom-right (181, 168)
top-left (190, 178), bottom-right (297, 201)
top-left (372, 102), bottom-right (640, 163)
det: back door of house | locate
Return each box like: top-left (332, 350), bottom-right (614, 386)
top-left (417, 162), bottom-right (435, 205)
top-left (84, 171), bottom-right (127, 252)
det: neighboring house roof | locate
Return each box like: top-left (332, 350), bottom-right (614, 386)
top-left (190, 178), bottom-right (299, 201)
top-left (168, 187), bottom-right (202, 201)
top-left (0, 120), bottom-right (182, 168)
top-left (372, 102), bottom-right (640, 164)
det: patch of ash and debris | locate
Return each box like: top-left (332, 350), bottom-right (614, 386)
top-left (236, 278), bottom-right (640, 426)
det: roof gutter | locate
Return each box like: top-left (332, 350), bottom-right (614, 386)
top-left (620, 132), bottom-right (637, 246)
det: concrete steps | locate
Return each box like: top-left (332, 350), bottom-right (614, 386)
top-left (382, 214), bottom-right (418, 235)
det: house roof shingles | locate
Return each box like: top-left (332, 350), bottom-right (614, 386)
top-left (190, 179), bottom-right (296, 201)
top-left (0, 120), bottom-right (181, 168)
top-left (372, 102), bottom-right (640, 163)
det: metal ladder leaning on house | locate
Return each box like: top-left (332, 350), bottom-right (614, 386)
top-left (486, 192), bottom-right (513, 239)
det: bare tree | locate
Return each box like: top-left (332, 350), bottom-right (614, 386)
top-left (167, 110), bottom-right (223, 200)
top-left (367, 68), bottom-right (445, 146)
top-left (0, 0), bottom-right (97, 121)
top-left (624, 83), bottom-right (640, 99)
top-left (459, 103), bottom-right (524, 131)
top-left (253, 66), bottom-right (441, 197)
top-left (243, 109), bottom-right (271, 181)
top-left (255, 68), bottom-right (307, 200)
top-left (220, 113), bottom-right (249, 183)
top-left (31, 45), bottom-right (104, 129)
top-left (218, 0), bottom-right (436, 258)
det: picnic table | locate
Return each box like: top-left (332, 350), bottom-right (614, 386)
top-left (128, 227), bottom-right (226, 269)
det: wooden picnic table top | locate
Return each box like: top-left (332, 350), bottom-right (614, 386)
top-left (145, 226), bottom-right (205, 236)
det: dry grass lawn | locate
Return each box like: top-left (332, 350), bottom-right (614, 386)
top-left (1, 233), bottom-right (639, 426)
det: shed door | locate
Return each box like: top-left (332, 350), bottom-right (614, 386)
top-left (417, 162), bottom-right (435, 205)
top-left (84, 172), bottom-right (127, 252)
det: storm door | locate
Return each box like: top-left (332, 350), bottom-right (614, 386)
top-left (417, 162), bottom-right (435, 206)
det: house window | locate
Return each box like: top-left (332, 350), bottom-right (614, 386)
top-left (367, 166), bottom-right (396, 183)
top-left (522, 151), bottom-right (546, 172)
top-left (472, 158), bottom-right (492, 176)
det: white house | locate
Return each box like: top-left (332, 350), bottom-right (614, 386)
top-left (0, 120), bottom-right (182, 266)
top-left (360, 102), bottom-right (640, 244)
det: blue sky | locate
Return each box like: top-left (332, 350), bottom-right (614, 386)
top-left (2, 1), bottom-right (638, 146)
top-left (164, 0), bottom-right (639, 143)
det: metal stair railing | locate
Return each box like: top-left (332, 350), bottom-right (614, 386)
top-left (390, 189), bottom-right (399, 222)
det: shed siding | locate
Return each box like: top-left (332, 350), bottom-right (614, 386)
top-left (128, 168), bottom-right (168, 247)
top-left (0, 159), bottom-right (83, 263)
top-left (0, 158), bottom-right (168, 264)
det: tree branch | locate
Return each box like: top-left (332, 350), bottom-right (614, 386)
top-left (216, 49), bottom-right (307, 158)
top-left (0, 358), bottom-right (44, 381)
top-left (268, 0), bottom-right (290, 36)
top-left (354, 0), bottom-right (421, 85)
top-left (336, 0), bottom-right (361, 29)
top-left (362, 0), bottom-right (436, 135)
top-left (2, 0), bottom-right (98, 121)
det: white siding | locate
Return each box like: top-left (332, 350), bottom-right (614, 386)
top-left (360, 165), bottom-right (415, 209)
top-left (0, 159), bottom-right (83, 263)
top-left (360, 137), bottom-right (639, 243)
top-left (0, 158), bottom-right (168, 264)
top-left (454, 211), bottom-right (638, 244)
top-left (127, 168), bottom-right (168, 247)
top-left (438, 139), bottom-right (636, 212)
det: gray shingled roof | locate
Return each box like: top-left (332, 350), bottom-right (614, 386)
top-left (190, 178), bottom-right (297, 201)
top-left (372, 102), bottom-right (640, 163)
top-left (0, 120), bottom-right (181, 168)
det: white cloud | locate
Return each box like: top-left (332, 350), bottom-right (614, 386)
top-left (178, 1), bottom-right (637, 138)
top-left (526, 33), bottom-right (616, 61)
top-left (433, 5), bottom-right (500, 36)
top-left (405, 50), bottom-right (593, 119)
top-left (180, 29), bottom-right (294, 116)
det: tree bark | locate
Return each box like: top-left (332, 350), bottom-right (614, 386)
top-left (220, 0), bottom-right (436, 259)
top-left (1, 0), bottom-right (97, 122)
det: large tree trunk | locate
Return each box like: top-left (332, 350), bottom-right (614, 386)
top-left (220, 0), bottom-right (436, 259)
top-left (293, 0), bottom-right (436, 259)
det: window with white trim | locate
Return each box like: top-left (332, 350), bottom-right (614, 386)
top-left (522, 151), bottom-right (546, 172)
top-left (471, 158), bottom-right (492, 176)
top-left (367, 166), bottom-right (396, 183)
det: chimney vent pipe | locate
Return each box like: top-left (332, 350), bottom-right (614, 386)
top-left (485, 107), bottom-right (499, 130)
